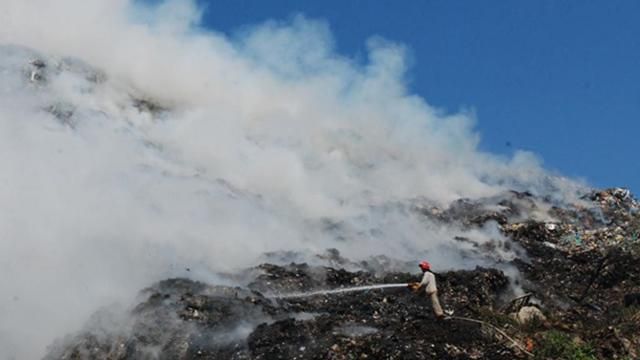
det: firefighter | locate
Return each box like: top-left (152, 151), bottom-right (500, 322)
top-left (409, 260), bottom-right (445, 319)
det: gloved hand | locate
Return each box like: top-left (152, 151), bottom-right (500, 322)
top-left (407, 282), bottom-right (420, 292)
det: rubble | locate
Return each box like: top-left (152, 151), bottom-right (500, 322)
top-left (132, 98), bottom-right (168, 117)
top-left (23, 52), bottom-right (106, 87)
top-left (45, 188), bottom-right (640, 359)
top-left (45, 265), bottom-right (520, 360)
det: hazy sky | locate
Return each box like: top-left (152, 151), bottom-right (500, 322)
top-left (201, 0), bottom-right (640, 194)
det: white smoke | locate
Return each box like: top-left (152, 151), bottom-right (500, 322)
top-left (0, 0), bottom-right (586, 358)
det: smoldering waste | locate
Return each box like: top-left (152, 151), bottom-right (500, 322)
top-left (44, 188), bottom-right (640, 359)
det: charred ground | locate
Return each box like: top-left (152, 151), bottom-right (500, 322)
top-left (46, 189), bottom-right (640, 359)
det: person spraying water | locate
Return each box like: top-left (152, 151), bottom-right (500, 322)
top-left (270, 259), bottom-right (445, 319)
top-left (408, 260), bottom-right (445, 320)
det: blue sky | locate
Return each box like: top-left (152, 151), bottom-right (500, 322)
top-left (199, 0), bottom-right (640, 194)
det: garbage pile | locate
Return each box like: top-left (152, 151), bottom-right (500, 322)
top-left (45, 188), bottom-right (640, 359)
top-left (46, 266), bottom-right (519, 360)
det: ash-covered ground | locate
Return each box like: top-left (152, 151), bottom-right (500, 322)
top-left (45, 188), bottom-right (640, 359)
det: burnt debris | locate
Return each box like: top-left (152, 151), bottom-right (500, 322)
top-left (46, 188), bottom-right (640, 359)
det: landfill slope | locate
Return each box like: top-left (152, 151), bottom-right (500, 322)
top-left (45, 188), bottom-right (640, 359)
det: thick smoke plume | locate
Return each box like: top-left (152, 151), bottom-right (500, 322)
top-left (0, 0), bottom-right (585, 358)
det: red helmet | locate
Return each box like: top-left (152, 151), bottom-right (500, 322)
top-left (419, 261), bottom-right (431, 271)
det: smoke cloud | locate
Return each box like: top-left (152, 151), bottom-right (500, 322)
top-left (0, 0), bottom-right (585, 358)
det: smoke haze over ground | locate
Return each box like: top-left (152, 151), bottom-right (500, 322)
top-left (0, 1), bottom-right (587, 358)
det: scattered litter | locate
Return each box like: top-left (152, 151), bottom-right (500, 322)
top-left (45, 188), bottom-right (640, 359)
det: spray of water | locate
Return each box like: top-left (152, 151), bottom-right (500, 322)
top-left (272, 283), bottom-right (409, 299)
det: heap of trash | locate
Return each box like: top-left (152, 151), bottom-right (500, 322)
top-left (46, 188), bottom-right (640, 359)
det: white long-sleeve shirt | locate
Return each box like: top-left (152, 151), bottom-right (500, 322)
top-left (419, 271), bottom-right (437, 294)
